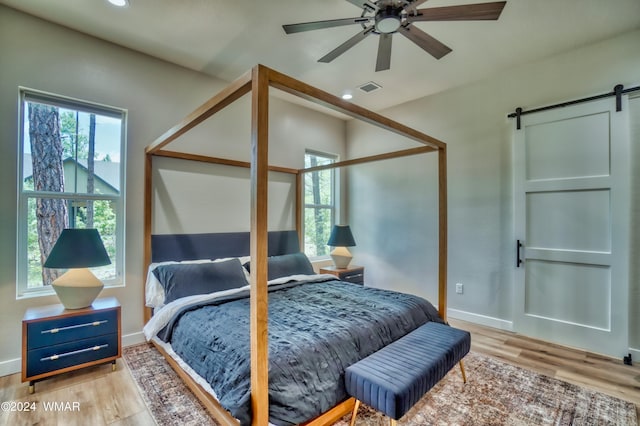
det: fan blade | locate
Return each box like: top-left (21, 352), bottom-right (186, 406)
top-left (409, 1), bottom-right (506, 21)
top-left (283, 17), bottom-right (371, 34)
top-left (404, 0), bottom-right (430, 13)
top-left (375, 33), bottom-right (392, 72)
top-left (398, 25), bottom-right (451, 59)
top-left (318, 27), bottom-right (374, 63)
top-left (344, 0), bottom-right (377, 11)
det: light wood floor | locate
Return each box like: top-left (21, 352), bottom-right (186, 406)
top-left (0, 359), bottom-right (155, 426)
top-left (450, 319), bottom-right (640, 415)
top-left (2, 320), bottom-right (639, 425)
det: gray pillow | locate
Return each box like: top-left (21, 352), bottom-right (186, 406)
top-left (244, 252), bottom-right (315, 280)
top-left (153, 258), bottom-right (248, 304)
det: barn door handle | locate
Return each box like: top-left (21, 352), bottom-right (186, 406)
top-left (516, 240), bottom-right (523, 268)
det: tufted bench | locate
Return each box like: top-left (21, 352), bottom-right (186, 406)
top-left (344, 321), bottom-right (471, 426)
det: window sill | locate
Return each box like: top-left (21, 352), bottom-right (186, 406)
top-left (310, 257), bottom-right (333, 273)
top-left (17, 281), bottom-right (124, 300)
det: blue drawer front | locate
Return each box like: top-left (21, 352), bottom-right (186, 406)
top-left (343, 272), bottom-right (364, 284)
top-left (27, 333), bottom-right (118, 377)
top-left (27, 309), bottom-right (118, 349)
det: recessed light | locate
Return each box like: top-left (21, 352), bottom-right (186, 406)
top-left (341, 93), bottom-right (353, 100)
top-left (108, 0), bottom-right (129, 7)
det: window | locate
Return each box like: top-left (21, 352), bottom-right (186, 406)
top-left (17, 89), bottom-right (126, 297)
top-left (304, 151), bottom-right (337, 258)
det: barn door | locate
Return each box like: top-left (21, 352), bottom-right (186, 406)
top-left (513, 97), bottom-right (630, 358)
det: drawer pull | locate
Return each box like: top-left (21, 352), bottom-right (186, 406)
top-left (42, 320), bottom-right (108, 335)
top-left (40, 344), bottom-right (109, 362)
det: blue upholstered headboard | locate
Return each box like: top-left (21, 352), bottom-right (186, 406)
top-left (150, 230), bottom-right (300, 263)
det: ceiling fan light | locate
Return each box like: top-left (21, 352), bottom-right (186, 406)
top-left (375, 8), bottom-right (401, 34)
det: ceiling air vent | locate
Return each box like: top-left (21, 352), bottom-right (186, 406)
top-left (358, 81), bottom-right (382, 93)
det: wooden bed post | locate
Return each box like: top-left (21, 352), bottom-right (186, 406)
top-left (250, 64), bottom-right (270, 426)
top-left (295, 173), bottom-right (303, 250)
top-left (143, 65), bottom-right (449, 426)
top-left (438, 146), bottom-right (448, 321)
top-left (143, 153), bottom-right (153, 324)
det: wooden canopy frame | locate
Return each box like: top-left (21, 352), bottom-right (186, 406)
top-left (143, 64), bottom-right (447, 426)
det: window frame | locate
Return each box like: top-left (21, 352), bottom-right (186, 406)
top-left (303, 149), bottom-right (339, 260)
top-left (16, 88), bottom-right (127, 298)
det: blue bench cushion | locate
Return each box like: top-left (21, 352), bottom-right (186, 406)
top-left (344, 321), bottom-right (471, 420)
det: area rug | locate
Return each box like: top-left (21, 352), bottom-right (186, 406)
top-left (123, 344), bottom-right (637, 425)
top-left (123, 343), bottom-right (217, 426)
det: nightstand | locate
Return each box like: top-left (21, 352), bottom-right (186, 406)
top-left (319, 265), bottom-right (365, 285)
top-left (22, 297), bottom-right (121, 394)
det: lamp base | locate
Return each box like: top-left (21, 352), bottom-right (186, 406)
top-left (330, 246), bottom-right (353, 269)
top-left (51, 268), bottom-right (104, 310)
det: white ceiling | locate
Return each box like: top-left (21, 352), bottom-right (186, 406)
top-left (2, 0), bottom-right (640, 111)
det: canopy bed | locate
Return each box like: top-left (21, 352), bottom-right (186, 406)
top-left (143, 65), bottom-right (448, 426)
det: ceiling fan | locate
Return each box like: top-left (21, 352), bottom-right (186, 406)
top-left (283, 0), bottom-right (506, 72)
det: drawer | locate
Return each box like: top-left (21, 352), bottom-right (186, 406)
top-left (26, 333), bottom-right (119, 378)
top-left (27, 309), bottom-right (118, 350)
top-left (342, 272), bottom-right (364, 284)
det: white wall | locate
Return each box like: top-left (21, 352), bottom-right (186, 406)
top-left (152, 160), bottom-right (298, 234)
top-left (3, 5), bottom-right (638, 376)
top-left (152, 96), bottom-right (346, 234)
top-left (0, 5), bottom-right (345, 374)
top-left (347, 29), bottom-right (640, 345)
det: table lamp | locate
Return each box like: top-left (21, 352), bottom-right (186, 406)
top-left (44, 228), bottom-right (111, 309)
top-left (327, 225), bottom-right (356, 269)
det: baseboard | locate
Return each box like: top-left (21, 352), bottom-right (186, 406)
top-left (448, 310), bottom-right (640, 362)
top-left (0, 357), bottom-right (21, 377)
top-left (123, 331), bottom-right (146, 347)
top-left (3, 328), bottom-right (634, 374)
top-left (447, 308), bottom-right (514, 332)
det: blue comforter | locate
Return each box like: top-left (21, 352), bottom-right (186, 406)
top-left (159, 279), bottom-right (442, 425)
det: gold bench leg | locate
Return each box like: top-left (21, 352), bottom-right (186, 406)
top-left (390, 418), bottom-right (397, 426)
top-left (459, 360), bottom-right (467, 383)
top-left (349, 399), bottom-right (361, 426)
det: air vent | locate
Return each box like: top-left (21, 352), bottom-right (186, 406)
top-left (358, 81), bottom-right (382, 93)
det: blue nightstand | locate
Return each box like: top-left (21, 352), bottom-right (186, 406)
top-left (22, 297), bottom-right (121, 393)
